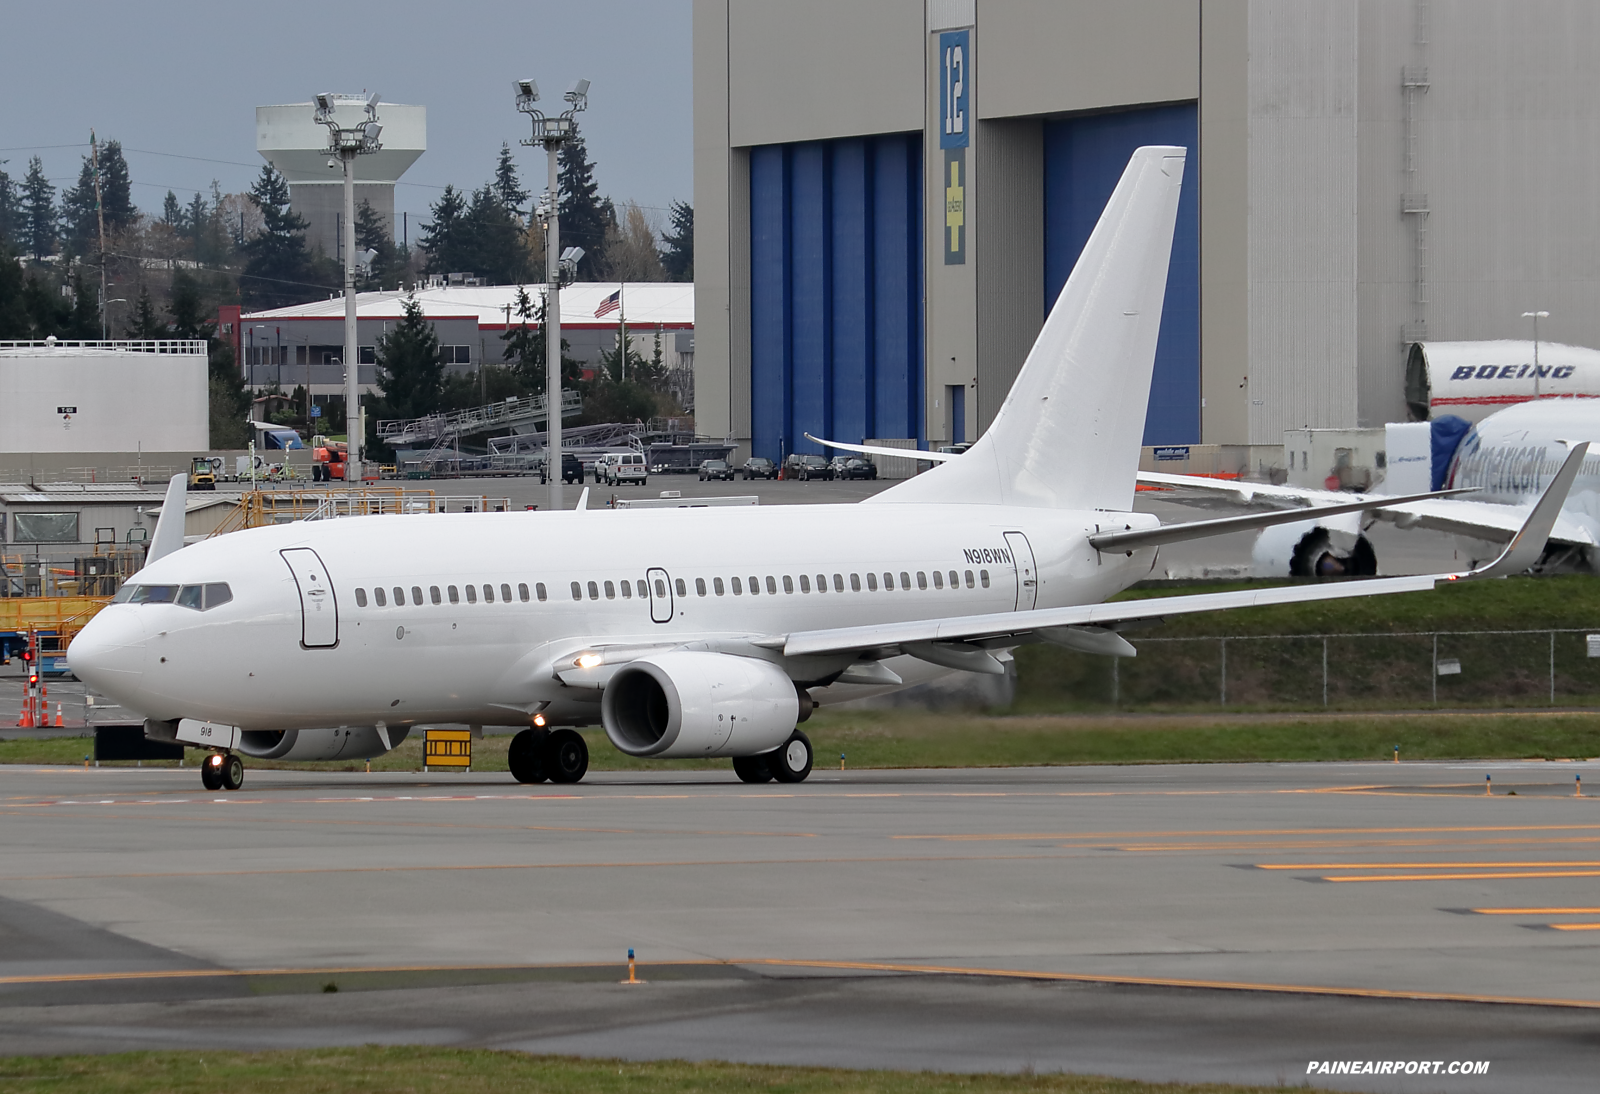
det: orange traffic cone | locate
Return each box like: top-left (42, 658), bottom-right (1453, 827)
top-left (17, 701), bottom-right (34, 729)
top-left (54, 703), bottom-right (63, 728)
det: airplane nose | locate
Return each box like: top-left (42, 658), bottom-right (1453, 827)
top-left (67, 608), bottom-right (147, 694)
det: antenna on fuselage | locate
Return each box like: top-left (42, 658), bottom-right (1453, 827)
top-left (147, 474), bottom-right (188, 564)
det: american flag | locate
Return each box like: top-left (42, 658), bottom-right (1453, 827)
top-left (594, 290), bottom-right (621, 318)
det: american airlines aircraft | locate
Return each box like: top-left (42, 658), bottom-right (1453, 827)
top-left (67, 147), bottom-right (1581, 791)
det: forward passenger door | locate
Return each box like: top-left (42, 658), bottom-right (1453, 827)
top-left (646, 567), bottom-right (673, 624)
top-left (281, 547), bottom-right (339, 648)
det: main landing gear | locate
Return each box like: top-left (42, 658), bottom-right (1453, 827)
top-left (508, 727), bottom-right (590, 784)
top-left (734, 729), bottom-right (813, 784)
top-left (200, 751), bottom-right (244, 791)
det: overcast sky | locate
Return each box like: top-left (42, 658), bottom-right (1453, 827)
top-left (1, 0), bottom-right (691, 235)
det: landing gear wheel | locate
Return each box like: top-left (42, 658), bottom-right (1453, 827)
top-left (546, 729), bottom-right (589, 783)
top-left (219, 753), bottom-right (244, 791)
top-left (508, 728), bottom-right (551, 784)
top-left (768, 730), bottom-right (813, 783)
top-left (732, 754), bottom-right (774, 783)
top-left (200, 754), bottom-right (222, 790)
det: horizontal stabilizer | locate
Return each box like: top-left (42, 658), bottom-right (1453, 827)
top-left (1088, 487), bottom-right (1470, 552)
top-left (804, 433), bottom-right (957, 464)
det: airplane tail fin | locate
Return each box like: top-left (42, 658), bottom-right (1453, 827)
top-left (147, 474), bottom-right (188, 564)
top-left (870, 145), bottom-right (1185, 510)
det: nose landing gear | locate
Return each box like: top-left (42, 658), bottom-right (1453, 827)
top-left (201, 752), bottom-right (244, 791)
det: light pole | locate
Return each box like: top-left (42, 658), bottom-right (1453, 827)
top-left (1522, 310), bottom-right (1550, 400)
top-left (516, 77), bottom-right (588, 511)
top-left (314, 91), bottom-right (383, 486)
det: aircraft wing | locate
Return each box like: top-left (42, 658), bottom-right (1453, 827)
top-left (803, 433), bottom-right (958, 463)
top-left (1137, 471), bottom-right (1598, 547)
top-left (780, 444), bottom-right (1586, 663)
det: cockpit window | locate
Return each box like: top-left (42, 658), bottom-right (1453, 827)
top-left (120, 583), bottom-right (233, 610)
top-left (112, 584), bottom-right (137, 603)
top-left (204, 584), bottom-right (233, 610)
top-left (130, 585), bottom-right (178, 604)
top-left (177, 585), bottom-right (204, 610)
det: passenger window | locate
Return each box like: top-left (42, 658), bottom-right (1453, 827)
top-left (204, 584), bottom-right (232, 610)
top-left (866, 573), bottom-right (878, 591)
top-left (571, 582), bottom-right (582, 601)
top-left (714, 577), bottom-right (725, 596)
top-left (413, 586), bottom-right (424, 605)
top-left (964, 570), bottom-right (975, 588)
top-left (675, 578), bottom-right (687, 596)
top-left (850, 573), bottom-right (861, 592)
top-left (449, 585), bottom-right (460, 604)
top-left (587, 581), bottom-right (599, 600)
top-left (783, 575), bottom-right (795, 594)
top-left (431, 586), bottom-right (442, 605)
top-left (375, 587), bottom-right (387, 606)
top-left (732, 576), bottom-right (743, 595)
top-left (465, 585), bottom-right (477, 604)
top-left (177, 585), bottom-right (204, 610)
top-left (536, 582), bottom-right (548, 602)
top-left (392, 587), bottom-right (405, 606)
top-left (980, 570), bottom-right (991, 588)
top-left (620, 581), bottom-right (632, 599)
top-left (917, 572), bottom-right (927, 590)
top-left (901, 572), bottom-right (911, 590)
top-left (833, 574), bottom-right (844, 592)
top-left (355, 588), bottom-right (368, 607)
top-left (816, 574), bottom-right (827, 592)
top-left (636, 580), bottom-right (648, 598)
top-left (932, 571), bottom-right (944, 589)
top-left (696, 578), bottom-right (707, 596)
top-left (501, 583), bottom-right (512, 602)
top-left (765, 576), bottom-right (777, 594)
top-left (949, 570), bottom-right (959, 588)
top-left (654, 578), bottom-right (667, 597)
top-left (483, 584), bottom-right (495, 603)
top-left (882, 573), bottom-right (894, 590)
top-left (604, 580), bottom-right (616, 599)
top-left (798, 575), bottom-right (810, 593)
top-left (747, 576), bottom-right (758, 595)
top-left (518, 583), bottom-right (529, 602)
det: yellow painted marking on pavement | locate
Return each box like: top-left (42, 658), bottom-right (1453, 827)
top-left (1469, 907), bottom-right (1600, 915)
top-left (1324, 870), bottom-right (1600, 882)
top-left (1547, 923), bottom-right (1600, 931)
top-left (1259, 861), bottom-right (1600, 870)
top-left (900, 823), bottom-right (1600, 842)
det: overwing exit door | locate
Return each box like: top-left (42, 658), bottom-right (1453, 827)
top-left (281, 548), bottom-right (339, 648)
top-left (1004, 532), bottom-right (1038, 611)
top-left (646, 567), bottom-right (674, 624)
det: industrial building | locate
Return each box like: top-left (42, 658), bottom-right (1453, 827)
top-left (256, 97), bottom-right (427, 258)
top-left (233, 282), bottom-right (695, 398)
top-left (693, 0), bottom-right (1600, 465)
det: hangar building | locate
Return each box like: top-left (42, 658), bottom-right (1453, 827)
top-left (693, 0), bottom-right (1600, 464)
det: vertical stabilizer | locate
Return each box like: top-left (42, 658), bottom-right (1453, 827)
top-left (871, 146), bottom-right (1186, 510)
top-left (147, 474), bottom-right (188, 564)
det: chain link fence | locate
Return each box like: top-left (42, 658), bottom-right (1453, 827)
top-left (1021, 628), bottom-right (1600, 713)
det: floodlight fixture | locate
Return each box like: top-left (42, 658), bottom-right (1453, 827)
top-left (515, 78), bottom-right (540, 103)
top-left (560, 246), bottom-right (584, 264)
top-left (366, 91), bottom-right (381, 116)
top-left (565, 78), bottom-right (590, 106)
top-left (357, 248), bottom-right (379, 270)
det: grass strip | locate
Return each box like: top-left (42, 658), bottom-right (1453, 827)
top-left (4, 709), bottom-right (1596, 772)
top-left (0, 1045), bottom-right (1295, 1094)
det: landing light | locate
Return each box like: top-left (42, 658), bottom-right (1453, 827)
top-left (575, 652), bottom-right (604, 670)
top-left (533, 713), bottom-right (547, 727)
top-left (207, 754), bottom-right (223, 767)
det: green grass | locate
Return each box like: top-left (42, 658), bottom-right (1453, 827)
top-left (7, 707), bottom-right (1597, 771)
top-left (0, 1046), bottom-right (1299, 1094)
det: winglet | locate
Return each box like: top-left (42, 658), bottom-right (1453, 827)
top-left (147, 473), bottom-right (188, 564)
top-left (576, 486), bottom-right (590, 511)
top-left (1460, 442), bottom-right (1588, 579)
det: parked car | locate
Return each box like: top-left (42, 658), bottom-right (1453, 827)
top-left (742, 456), bottom-right (776, 480)
top-left (785, 453), bottom-right (832, 481)
top-left (698, 459), bottom-right (733, 481)
top-left (840, 457), bottom-right (878, 480)
top-left (827, 456), bottom-right (851, 478)
top-left (562, 452), bottom-right (585, 484)
top-left (597, 452), bottom-right (648, 485)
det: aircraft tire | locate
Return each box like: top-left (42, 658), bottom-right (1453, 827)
top-left (508, 728), bottom-right (550, 784)
top-left (547, 729), bottom-right (589, 783)
top-left (220, 754), bottom-right (244, 791)
top-left (732, 755), bottom-right (773, 783)
top-left (200, 757), bottom-right (222, 791)
top-left (768, 730), bottom-right (813, 783)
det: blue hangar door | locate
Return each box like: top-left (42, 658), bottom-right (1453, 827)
top-left (1044, 104), bottom-right (1200, 446)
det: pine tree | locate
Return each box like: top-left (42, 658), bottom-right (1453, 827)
top-left (493, 143), bottom-right (529, 213)
top-left (129, 285), bottom-right (164, 337)
top-left (97, 140), bottom-right (135, 231)
top-left (66, 271), bottom-right (100, 338)
top-left (660, 199), bottom-right (693, 281)
top-left (0, 240), bottom-right (28, 337)
top-left (241, 165), bottom-right (322, 307)
top-left (558, 124), bottom-right (614, 280)
top-left (59, 157), bottom-right (100, 255)
top-left (0, 163), bottom-right (20, 253)
top-left (21, 157), bottom-right (55, 261)
top-left (465, 185), bottom-right (527, 285)
top-left (354, 199), bottom-right (403, 290)
top-left (58, 138), bottom-right (133, 255)
top-left (418, 184), bottom-right (468, 274)
top-left (162, 191), bottom-right (184, 227)
top-left (374, 294), bottom-right (444, 420)
top-left (167, 269), bottom-right (213, 340)
top-left (499, 286), bottom-right (578, 387)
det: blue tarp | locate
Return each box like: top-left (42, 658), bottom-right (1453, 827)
top-left (1430, 415), bottom-right (1472, 491)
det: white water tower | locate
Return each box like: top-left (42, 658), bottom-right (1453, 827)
top-left (256, 97), bottom-right (426, 259)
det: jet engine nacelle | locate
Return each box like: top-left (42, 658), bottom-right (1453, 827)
top-left (1253, 516), bottom-right (1376, 578)
top-left (601, 651), bottom-right (799, 758)
top-left (237, 726), bottom-right (408, 761)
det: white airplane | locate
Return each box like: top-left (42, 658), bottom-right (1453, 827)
top-left (67, 147), bottom-right (1583, 792)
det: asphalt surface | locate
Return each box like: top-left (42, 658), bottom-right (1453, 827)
top-left (2, 760), bottom-right (1597, 1090)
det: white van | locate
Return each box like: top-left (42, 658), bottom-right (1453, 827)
top-left (599, 451), bottom-right (648, 485)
